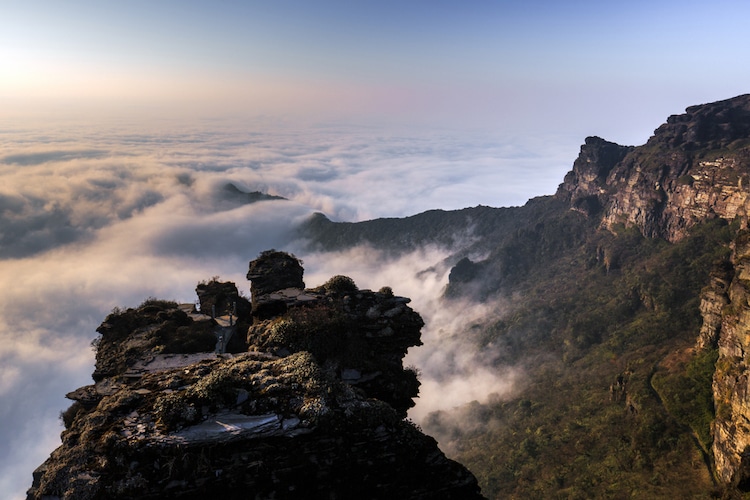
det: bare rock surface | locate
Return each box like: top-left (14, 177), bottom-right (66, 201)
top-left (557, 94), bottom-right (750, 242)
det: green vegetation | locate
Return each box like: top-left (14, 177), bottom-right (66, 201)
top-left (138, 297), bottom-right (179, 309)
top-left (321, 274), bottom-right (358, 294)
top-left (652, 347), bottom-right (718, 451)
top-left (265, 304), bottom-right (352, 362)
top-left (153, 352), bottom-right (336, 431)
top-left (678, 174), bottom-right (695, 186)
top-left (424, 217), bottom-right (736, 499)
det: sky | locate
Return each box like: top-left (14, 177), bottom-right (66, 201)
top-left (3, 1), bottom-right (750, 498)
top-left (3, 1), bottom-right (750, 140)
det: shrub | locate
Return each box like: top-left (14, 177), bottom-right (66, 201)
top-left (270, 305), bottom-right (349, 361)
top-left (60, 402), bottom-right (84, 429)
top-left (323, 275), bottom-right (358, 294)
top-left (677, 174), bottom-right (694, 186)
top-left (138, 297), bottom-right (179, 310)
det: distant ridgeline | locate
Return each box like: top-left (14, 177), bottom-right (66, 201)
top-left (302, 95), bottom-right (750, 497)
top-left (27, 250), bottom-right (484, 499)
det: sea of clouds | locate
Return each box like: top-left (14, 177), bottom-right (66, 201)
top-left (0, 115), bottom-right (575, 498)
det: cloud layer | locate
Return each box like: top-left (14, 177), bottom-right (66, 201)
top-left (301, 246), bottom-right (521, 419)
top-left (0, 116), bottom-right (569, 498)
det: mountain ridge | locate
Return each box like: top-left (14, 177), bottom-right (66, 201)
top-left (558, 94), bottom-right (750, 242)
top-left (301, 94), bottom-right (750, 496)
top-left (28, 94), bottom-right (750, 498)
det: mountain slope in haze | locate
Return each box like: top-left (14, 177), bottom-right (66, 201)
top-left (301, 94), bottom-right (750, 498)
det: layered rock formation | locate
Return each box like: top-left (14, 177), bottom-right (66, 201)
top-left (557, 94), bottom-right (750, 242)
top-left (699, 233), bottom-right (750, 488)
top-left (28, 252), bottom-right (483, 499)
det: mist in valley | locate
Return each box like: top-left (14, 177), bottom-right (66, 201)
top-left (0, 118), bottom-right (567, 498)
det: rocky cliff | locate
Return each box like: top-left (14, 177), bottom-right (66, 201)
top-left (557, 94), bottom-right (750, 242)
top-left (699, 232), bottom-right (750, 489)
top-left (298, 94), bottom-right (750, 496)
top-left (27, 251), bottom-right (483, 499)
top-left (558, 95), bottom-right (750, 490)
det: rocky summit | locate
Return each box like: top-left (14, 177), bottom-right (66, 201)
top-left (557, 94), bottom-right (750, 242)
top-left (27, 250), bottom-right (484, 499)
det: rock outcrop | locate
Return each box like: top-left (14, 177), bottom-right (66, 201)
top-left (247, 270), bottom-right (424, 418)
top-left (246, 250), bottom-right (307, 319)
top-left (195, 279), bottom-right (251, 320)
top-left (557, 94), bottom-right (750, 242)
top-left (556, 136), bottom-right (634, 217)
top-left (27, 252), bottom-right (484, 499)
top-left (699, 233), bottom-right (750, 488)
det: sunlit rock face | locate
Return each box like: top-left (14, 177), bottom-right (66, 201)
top-left (556, 135), bottom-right (633, 217)
top-left (27, 252), bottom-right (484, 499)
top-left (557, 94), bottom-right (750, 242)
top-left (703, 234), bottom-right (750, 488)
top-left (696, 265), bottom-right (732, 351)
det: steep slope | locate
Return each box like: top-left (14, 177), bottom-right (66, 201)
top-left (559, 94), bottom-right (750, 241)
top-left (301, 94), bottom-right (750, 497)
top-left (27, 252), bottom-right (483, 499)
top-left (558, 94), bottom-right (750, 492)
top-left (703, 232), bottom-right (750, 488)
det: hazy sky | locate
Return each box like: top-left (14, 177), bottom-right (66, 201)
top-left (3, 0), bottom-right (750, 143)
top-left (3, 2), bottom-right (750, 499)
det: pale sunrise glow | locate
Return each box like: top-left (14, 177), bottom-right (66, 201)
top-left (2, 1), bottom-right (748, 137)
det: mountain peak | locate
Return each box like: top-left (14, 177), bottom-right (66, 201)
top-left (556, 94), bottom-right (750, 241)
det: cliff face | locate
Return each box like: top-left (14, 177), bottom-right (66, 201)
top-left (28, 251), bottom-right (483, 499)
top-left (293, 94), bottom-right (750, 496)
top-left (699, 233), bottom-right (750, 488)
top-left (557, 94), bottom-right (750, 242)
top-left (558, 95), bottom-right (750, 489)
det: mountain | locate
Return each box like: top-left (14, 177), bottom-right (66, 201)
top-left (301, 94), bottom-right (750, 497)
top-left (28, 94), bottom-right (750, 498)
top-left (27, 251), bottom-right (483, 499)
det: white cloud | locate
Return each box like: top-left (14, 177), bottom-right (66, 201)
top-left (299, 245), bottom-right (520, 423)
top-left (0, 115), bottom-right (572, 499)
